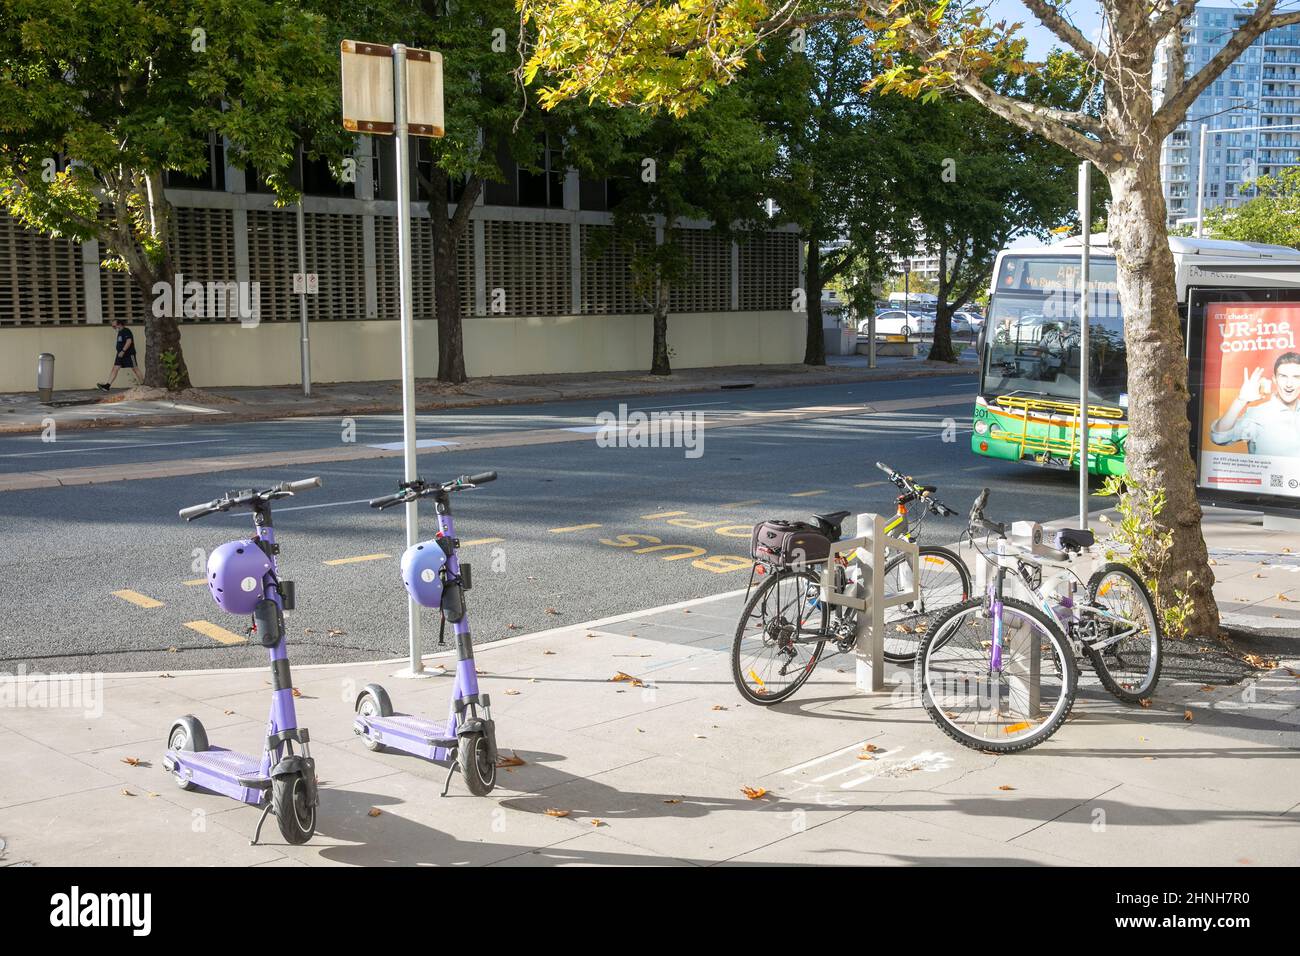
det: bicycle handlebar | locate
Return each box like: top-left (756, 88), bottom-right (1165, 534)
top-left (968, 487), bottom-right (1006, 538)
top-left (179, 477), bottom-right (322, 521)
top-left (876, 461), bottom-right (956, 517)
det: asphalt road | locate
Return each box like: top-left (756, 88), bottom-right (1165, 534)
top-left (0, 374), bottom-right (1095, 673)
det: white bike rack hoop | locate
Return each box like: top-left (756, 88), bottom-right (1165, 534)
top-left (817, 513), bottom-right (920, 693)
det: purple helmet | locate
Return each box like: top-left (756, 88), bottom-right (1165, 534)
top-left (401, 539), bottom-right (447, 608)
top-left (208, 539), bottom-right (272, 615)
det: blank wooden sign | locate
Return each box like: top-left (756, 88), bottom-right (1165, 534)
top-left (341, 41), bottom-right (444, 138)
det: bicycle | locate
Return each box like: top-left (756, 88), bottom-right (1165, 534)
top-left (731, 463), bottom-right (971, 706)
top-left (916, 488), bottom-right (1163, 753)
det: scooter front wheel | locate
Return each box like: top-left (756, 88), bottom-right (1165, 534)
top-left (458, 733), bottom-right (497, 796)
top-left (272, 773), bottom-right (317, 844)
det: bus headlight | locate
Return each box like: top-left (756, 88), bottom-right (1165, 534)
top-left (974, 419), bottom-right (989, 436)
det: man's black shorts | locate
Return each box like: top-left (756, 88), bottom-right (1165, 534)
top-left (115, 352), bottom-right (136, 368)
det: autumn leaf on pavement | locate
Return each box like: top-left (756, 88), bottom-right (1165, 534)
top-left (543, 649), bottom-right (556, 655)
top-left (544, 808), bottom-right (570, 818)
top-left (741, 786), bottom-right (767, 800)
top-left (506, 623), bottom-right (520, 630)
top-left (496, 751), bottom-right (526, 768)
top-left (1199, 685), bottom-right (1215, 692)
top-left (121, 756), bottom-right (141, 767)
top-left (1138, 698), bottom-right (1152, 708)
top-left (711, 704), bottom-right (727, 711)
top-left (1183, 709), bottom-right (1194, 722)
top-left (663, 798), bottom-right (682, 804)
top-left (610, 671), bottom-right (646, 687)
top-left (504, 689), bottom-right (520, 696)
top-left (545, 607), bottom-right (560, 616)
top-left (367, 808), bottom-right (382, 817)
top-left (997, 785), bottom-right (1016, 791)
top-left (590, 819), bottom-right (605, 827)
top-left (121, 789), bottom-right (135, 797)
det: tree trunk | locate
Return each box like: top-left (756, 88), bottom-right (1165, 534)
top-left (132, 267), bottom-right (191, 390)
top-left (1106, 157), bottom-right (1220, 638)
top-left (426, 169), bottom-right (481, 385)
top-left (803, 237), bottom-right (826, 366)
top-left (927, 301), bottom-right (959, 363)
top-left (928, 239), bottom-right (958, 362)
top-left (651, 271), bottom-right (671, 375)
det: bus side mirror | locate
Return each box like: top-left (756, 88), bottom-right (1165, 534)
top-left (976, 327), bottom-right (986, 357)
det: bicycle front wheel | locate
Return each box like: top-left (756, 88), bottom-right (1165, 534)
top-left (918, 597), bottom-right (1077, 753)
top-left (732, 569), bottom-right (827, 705)
top-left (1084, 563), bottom-right (1163, 702)
top-left (882, 545), bottom-right (972, 664)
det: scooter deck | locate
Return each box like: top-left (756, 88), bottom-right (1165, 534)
top-left (166, 746), bottom-right (268, 804)
top-left (356, 714), bottom-right (457, 759)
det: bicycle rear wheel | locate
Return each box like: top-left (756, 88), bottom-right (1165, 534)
top-left (882, 545), bottom-right (972, 664)
top-left (1084, 563), bottom-right (1162, 702)
top-left (918, 597), bottom-right (1077, 753)
top-left (732, 569), bottom-right (827, 705)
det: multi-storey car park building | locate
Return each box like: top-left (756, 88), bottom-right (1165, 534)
top-left (1158, 7), bottom-right (1300, 228)
top-left (0, 136), bottom-right (803, 391)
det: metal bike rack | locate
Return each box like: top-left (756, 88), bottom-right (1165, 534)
top-left (972, 520), bottom-right (1100, 715)
top-left (818, 513), bottom-right (919, 693)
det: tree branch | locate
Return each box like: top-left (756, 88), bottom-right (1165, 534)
top-left (1155, 0), bottom-right (1285, 136)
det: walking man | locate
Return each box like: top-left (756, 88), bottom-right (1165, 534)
top-left (98, 319), bottom-right (142, 391)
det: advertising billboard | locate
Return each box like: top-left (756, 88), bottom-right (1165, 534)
top-left (1197, 300), bottom-right (1300, 501)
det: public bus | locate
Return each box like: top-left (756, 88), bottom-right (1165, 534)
top-left (972, 235), bottom-right (1300, 505)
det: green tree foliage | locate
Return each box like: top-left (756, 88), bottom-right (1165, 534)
top-left (0, 0), bottom-right (352, 389)
top-left (1203, 167), bottom-right (1300, 249)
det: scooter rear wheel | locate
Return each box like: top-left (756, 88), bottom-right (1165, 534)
top-left (166, 716), bottom-right (209, 791)
top-left (273, 773), bottom-right (316, 845)
top-left (355, 684), bottom-right (393, 752)
top-left (458, 733), bottom-right (497, 796)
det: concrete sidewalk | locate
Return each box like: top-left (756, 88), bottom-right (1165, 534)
top-left (1, 518), bottom-right (1295, 867)
top-left (0, 353), bottom-right (976, 435)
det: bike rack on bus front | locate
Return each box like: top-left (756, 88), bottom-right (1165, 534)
top-left (817, 512), bottom-right (920, 693)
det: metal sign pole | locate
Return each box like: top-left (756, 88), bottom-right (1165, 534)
top-left (1078, 161), bottom-right (1092, 530)
top-left (392, 43), bottom-right (422, 673)
top-left (1195, 123), bottom-right (1208, 239)
top-left (296, 197), bottom-right (311, 397)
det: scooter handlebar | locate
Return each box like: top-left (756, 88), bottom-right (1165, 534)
top-left (179, 500), bottom-right (220, 521)
top-left (466, 471), bottom-right (497, 485)
top-left (369, 492), bottom-right (405, 509)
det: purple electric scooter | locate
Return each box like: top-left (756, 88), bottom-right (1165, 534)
top-left (354, 471), bottom-right (500, 796)
top-left (163, 477), bottom-right (322, 845)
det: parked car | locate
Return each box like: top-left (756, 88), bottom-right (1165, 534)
top-left (955, 310), bottom-right (984, 331)
top-left (860, 310), bottom-right (934, 337)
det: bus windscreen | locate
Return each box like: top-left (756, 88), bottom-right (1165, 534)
top-left (983, 256), bottom-right (1128, 407)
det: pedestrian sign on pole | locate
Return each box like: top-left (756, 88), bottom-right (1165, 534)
top-left (341, 39), bottom-right (445, 676)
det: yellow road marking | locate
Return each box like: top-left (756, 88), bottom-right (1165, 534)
top-left (460, 537), bottom-right (504, 547)
top-left (324, 553), bottom-right (392, 566)
top-left (641, 510), bottom-right (687, 519)
top-left (184, 620), bottom-right (247, 645)
top-left (720, 500), bottom-right (761, 508)
top-left (550, 523), bottom-right (601, 533)
top-left (112, 589), bottom-right (164, 609)
top-left (183, 578), bottom-right (207, 587)
top-left (789, 490), bottom-right (827, 497)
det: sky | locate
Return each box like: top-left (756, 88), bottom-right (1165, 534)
top-left (987, 0), bottom-right (1106, 59)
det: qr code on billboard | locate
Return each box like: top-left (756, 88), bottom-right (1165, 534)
top-left (1271, 474), bottom-right (1284, 489)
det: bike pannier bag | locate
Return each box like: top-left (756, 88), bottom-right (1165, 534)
top-left (750, 520), bottom-right (832, 567)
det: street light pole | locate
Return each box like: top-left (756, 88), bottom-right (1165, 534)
top-left (1195, 122), bottom-right (1208, 239)
top-left (1078, 161), bottom-right (1092, 530)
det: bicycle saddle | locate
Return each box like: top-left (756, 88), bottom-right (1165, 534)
top-left (1053, 528), bottom-right (1095, 552)
top-left (812, 510), bottom-right (852, 539)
